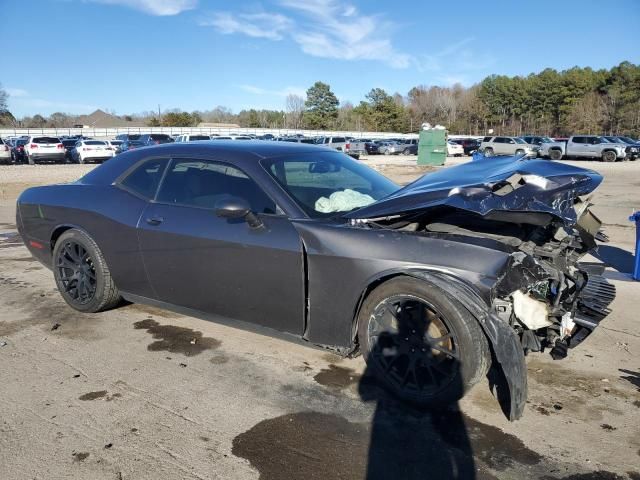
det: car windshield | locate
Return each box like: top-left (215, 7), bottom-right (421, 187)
top-left (261, 152), bottom-right (400, 218)
top-left (514, 137), bottom-right (527, 144)
top-left (598, 137), bottom-right (613, 143)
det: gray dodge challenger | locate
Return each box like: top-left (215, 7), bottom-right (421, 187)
top-left (17, 141), bottom-right (614, 419)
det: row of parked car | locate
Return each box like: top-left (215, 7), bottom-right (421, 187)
top-left (477, 135), bottom-right (639, 162)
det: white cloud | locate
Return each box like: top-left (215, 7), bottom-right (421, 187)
top-left (202, 0), bottom-right (410, 68)
top-left (89, 0), bottom-right (197, 16)
top-left (6, 88), bottom-right (29, 98)
top-left (280, 0), bottom-right (410, 68)
top-left (239, 85), bottom-right (306, 97)
top-left (7, 88), bottom-right (97, 115)
top-left (199, 11), bottom-right (292, 40)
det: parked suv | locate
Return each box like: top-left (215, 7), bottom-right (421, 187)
top-left (24, 136), bottom-right (66, 164)
top-left (0, 138), bottom-right (11, 164)
top-left (480, 136), bottom-right (536, 157)
top-left (602, 136), bottom-right (639, 160)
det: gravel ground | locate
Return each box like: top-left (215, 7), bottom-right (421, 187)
top-left (0, 157), bottom-right (638, 480)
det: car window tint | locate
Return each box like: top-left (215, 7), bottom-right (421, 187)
top-left (157, 159), bottom-right (276, 214)
top-left (120, 158), bottom-right (169, 199)
top-left (33, 137), bottom-right (60, 144)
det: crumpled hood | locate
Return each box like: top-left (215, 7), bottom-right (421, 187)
top-left (346, 156), bottom-right (602, 224)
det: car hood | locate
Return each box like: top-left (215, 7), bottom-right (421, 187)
top-left (346, 155), bottom-right (602, 224)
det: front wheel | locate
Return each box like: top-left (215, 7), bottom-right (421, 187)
top-left (549, 149), bottom-right (563, 161)
top-left (53, 229), bottom-right (121, 312)
top-left (483, 147), bottom-right (493, 157)
top-left (601, 151), bottom-right (616, 162)
top-left (357, 277), bottom-right (490, 408)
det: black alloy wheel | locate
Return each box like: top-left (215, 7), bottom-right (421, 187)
top-left (56, 240), bottom-right (97, 305)
top-left (367, 294), bottom-right (460, 399)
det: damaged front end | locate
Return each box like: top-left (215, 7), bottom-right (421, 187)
top-left (347, 156), bottom-right (616, 418)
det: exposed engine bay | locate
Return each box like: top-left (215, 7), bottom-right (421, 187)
top-left (347, 156), bottom-right (616, 361)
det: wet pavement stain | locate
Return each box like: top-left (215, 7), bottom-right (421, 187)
top-left (78, 391), bottom-right (108, 401)
top-left (133, 318), bottom-right (221, 356)
top-left (313, 364), bottom-right (359, 390)
top-left (0, 232), bottom-right (23, 249)
top-left (209, 354), bottom-right (229, 365)
top-left (71, 452), bottom-right (89, 462)
top-left (231, 408), bottom-right (548, 480)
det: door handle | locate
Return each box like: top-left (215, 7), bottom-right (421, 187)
top-left (146, 216), bottom-right (164, 226)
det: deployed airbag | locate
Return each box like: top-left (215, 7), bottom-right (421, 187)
top-left (315, 189), bottom-right (375, 213)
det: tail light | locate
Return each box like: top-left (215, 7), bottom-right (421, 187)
top-left (83, 148), bottom-right (89, 151)
top-left (30, 144), bottom-right (38, 148)
top-left (3, 145), bottom-right (7, 151)
top-left (17, 146), bottom-right (24, 151)
top-left (345, 143), bottom-right (350, 151)
top-left (154, 140), bottom-right (159, 144)
top-left (57, 144), bottom-right (64, 149)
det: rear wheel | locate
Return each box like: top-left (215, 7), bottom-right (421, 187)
top-left (483, 147), bottom-right (493, 157)
top-left (601, 150), bottom-right (616, 162)
top-left (549, 149), bottom-right (562, 161)
top-left (357, 277), bottom-right (490, 408)
top-left (53, 229), bottom-right (121, 313)
top-left (27, 154), bottom-right (35, 165)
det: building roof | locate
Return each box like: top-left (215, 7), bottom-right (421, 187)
top-left (75, 109), bottom-right (147, 128)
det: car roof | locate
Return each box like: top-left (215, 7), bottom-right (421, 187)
top-left (79, 140), bottom-right (328, 186)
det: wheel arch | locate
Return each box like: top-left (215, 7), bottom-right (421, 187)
top-left (50, 224), bottom-right (91, 251)
top-left (351, 267), bottom-right (527, 420)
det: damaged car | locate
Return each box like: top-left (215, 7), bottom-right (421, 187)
top-left (16, 142), bottom-right (614, 420)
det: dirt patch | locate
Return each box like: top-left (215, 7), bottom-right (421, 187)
top-left (126, 303), bottom-right (183, 319)
top-left (71, 452), bottom-right (89, 462)
top-left (313, 364), bottom-right (359, 390)
top-left (78, 390), bottom-right (108, 401)
top-left (133, 318), bottom-right (221, 356)
top-left (209, 354), bottom-right (229, 365)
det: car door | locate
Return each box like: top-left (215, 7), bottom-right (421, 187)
top-left (136, 157), bottom-right (305, 336)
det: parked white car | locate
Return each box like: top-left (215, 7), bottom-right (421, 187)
top-left (174, 134), bottom-right (212, 142)
top-left (0, 138), bottom-right (11, 164)
top-left (447, 141), bottom-right (464, 156)
top-left (24, 136), bottom-right (66, 164)
top-left (105, 140), bottom-right (123, 154)
top-left (72, 140), bottom-right (115, 164)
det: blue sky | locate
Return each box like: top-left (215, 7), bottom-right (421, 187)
top-left (2, 0), bottom-right (639, 117)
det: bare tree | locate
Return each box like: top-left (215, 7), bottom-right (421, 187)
top-left (285, 94), bottom-right (305, 129)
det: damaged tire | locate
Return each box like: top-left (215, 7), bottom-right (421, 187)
top-left (358, 277), bottom-right (490, 408)
top-left (53, 229), bottom-right (121, 313)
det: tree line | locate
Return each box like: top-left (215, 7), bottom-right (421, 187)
top-left (2, 61), bottom-right (638, 136)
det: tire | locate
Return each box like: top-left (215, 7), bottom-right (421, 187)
top-left (403, 148), bottom-right (410, 155)
top-left (384, 149), bottom-right (390, 156)
top-left (77, 154), bottom-right (85, 164)
top-left (27, 154), bottom-right (35, 165)
top-left (483, 147), bottom-right (493, 157)
top-left (601, 151), bottom-right (616, 163)
top-left (549, 149), bottom-right (562, 161)
top-left (357, 277), bottom-right (490, 408)
top-left (52, 229), bottom-right (121, 313)
top-left (515, 149), bottom-right (524, 156)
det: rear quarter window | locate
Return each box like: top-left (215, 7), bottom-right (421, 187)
top-left (119, 158), bottom-right (169, 199)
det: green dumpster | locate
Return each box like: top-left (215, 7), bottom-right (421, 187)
top-left (417, 129), bottom-right (446, 166)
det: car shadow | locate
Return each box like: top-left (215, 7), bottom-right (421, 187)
top-left (358, 321), bottom-right (476, 479)
top-left (593, 245), bottom-right (635, 273)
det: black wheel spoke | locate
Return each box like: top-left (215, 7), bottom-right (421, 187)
top-left (56, 240), bottom-right (97, 305)
top-left (369, 295), bottom-right (459, 397)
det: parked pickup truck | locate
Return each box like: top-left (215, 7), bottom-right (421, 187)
top-left (315, 136), bottom-right (364, 158)
top-left (539, 135), bottom-right (627, 162)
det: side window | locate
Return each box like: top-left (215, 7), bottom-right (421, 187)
top-left (573, 137), bottom-right (584, 144)
top-left (156, 159), bottom-right (277, 214)
top-left (120, 158), bottom-right (169, 199)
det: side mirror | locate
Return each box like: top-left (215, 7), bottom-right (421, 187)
top-left (214, 196), bottom-right (263, 229)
